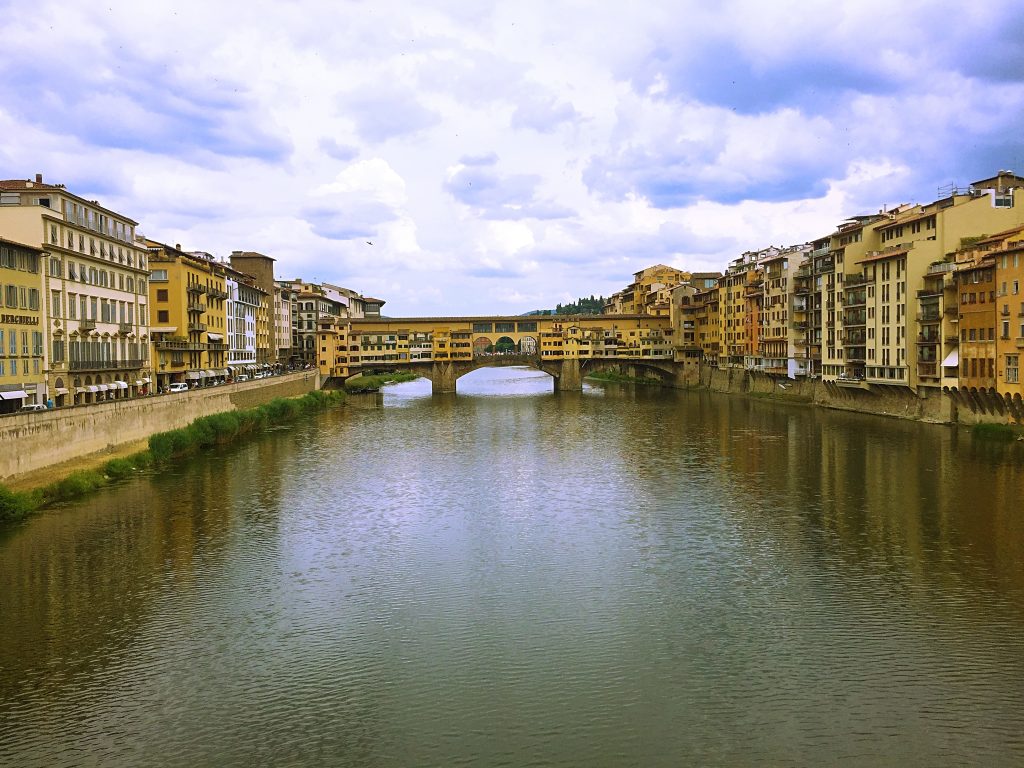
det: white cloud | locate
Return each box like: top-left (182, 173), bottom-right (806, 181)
top-left (2, 0), bottom-right (1023, 315)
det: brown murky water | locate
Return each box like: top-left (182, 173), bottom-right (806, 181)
top-left (2, 368), bottom-right (1023, 766)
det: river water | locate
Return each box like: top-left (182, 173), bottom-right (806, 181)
top-left (1, 367), bottom-right (1023, 767)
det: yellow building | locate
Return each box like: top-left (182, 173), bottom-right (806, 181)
top-left (694, 285), bottom-right (721, 366)
top-left (0, 175), bottom-right (152, 405)
top-left (0, 238), bottom-right (45, 412)
top-left (317, 315), bottom-right (353, 379)
top-left (840, 171), bottom-right (1024, 390)
top-left (720, 250), bottom-right (767, 368)
top-left (146, 241), bottom-right (229, 390)
top-left (604, 264), bottom-right (691, 315)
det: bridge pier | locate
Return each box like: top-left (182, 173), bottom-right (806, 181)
top-left (431, 361), bottom-right (458, 394)
top-left (554, 358), bottom-right (582, 392)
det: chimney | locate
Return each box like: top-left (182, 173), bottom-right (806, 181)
top-left (175, 243), bottom-right (181, 250)
top-left (35, 173), bottom-right (42, 184)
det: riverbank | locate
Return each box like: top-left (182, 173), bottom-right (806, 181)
top-left (0, 390), bottom-right (344, 525)
top-left (343, 371), bottom-right (420, 392)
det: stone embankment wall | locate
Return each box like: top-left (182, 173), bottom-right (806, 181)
top-left (696, 366), bottom-right (1016, 425)
top-left (0, 372), bottom-right (320, 482)
top-left (603, 360), bottom-right (1020, 426)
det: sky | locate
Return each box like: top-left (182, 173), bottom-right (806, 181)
top-left (3, 0), bottom-right (1024, 316)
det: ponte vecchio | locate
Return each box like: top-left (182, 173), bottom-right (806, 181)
top-left (321, 314), bottom-right (683, 393)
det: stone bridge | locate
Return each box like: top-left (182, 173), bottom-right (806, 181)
top-left (332, 315), bottom-right (683, 394)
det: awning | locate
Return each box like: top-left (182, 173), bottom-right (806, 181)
top-left (941, 350), bottom-right (959, 367)
top-left (54, 387), bottom-right (69, 395)
top-left (96, 384), bottom-right (109, 392)
top-left (142, 377), bottom-right (152, 384)
top-left (185, 371), bottom-right (202, 380)
top-left (205, 369), bottom-right (217, 377)
top-left (134, 381), bottom-right (144, 386)
top-left (86, 385), bottom-right (99, 393)
top-left (113, 381), bottom-right (128, 389)
top-left (0, 390), bottom-right (27, 400)
top-left (217, 369), bottom-right (228, 376)
top-left (206, 333), bottom-right (223, 341)
top-left (150, 326), bottom-right (178, 334)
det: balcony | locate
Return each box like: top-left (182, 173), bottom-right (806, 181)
top-left (917, 311), bottom-right (941, 323)
top-left (844, 332), bottom-right (866, 345)
top-left (918, 362), bottom-right (938, 378)
top-left (845, 291), bottom-right (866, 307)
top-left (186, 284), bottom-right (207, 294)
top-left (845, 274), bottom-right (868, 287)
top-left (155, 339), bottom-right (206, 351)
top-left (69, 358), bottom-right (146, 372)
top-left (917, 287), bottom-right (943, 298)
top-left (844, 312), bottom-right (867, 326)
top-left (188, 302), bottom-right (206, 313)
top-left (79, 319), bottom-right (97, 331)
top-left (916, 334), bottom-right (940, 345)
top-left (208, 288), bottom-right (228, 300)
top-left (118, 322), bottom-right (133, 334)
top-left (188, 322), bottom-right (208, 333)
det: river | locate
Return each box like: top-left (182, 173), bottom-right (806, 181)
top-left (1, 367), bottom-right (1023, 767)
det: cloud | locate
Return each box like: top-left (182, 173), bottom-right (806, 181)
top-left (444, 160), bottom-right (574, 220)
top-left (510, 94), bottom-right (580, 133)
top-left (319, 139), bottom-right (359, 162)
top-left (340, 84), bottom-right (441, 143)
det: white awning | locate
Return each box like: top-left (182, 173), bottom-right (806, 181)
top-left (941, 350), bottom-right (959, 367)
top-left (86, 385), bottom-right (99, 393)
top-left (96, 384), bottom-right (109, 392)
top-left (134, 381), bottom-right (144, 386)
top-left (217, 369), bottom-right (228, 376)
top-left (204, 369), bottom-right (216, 377)
top-left (142, 377), bottom-right (152, 383)
top-left (54, 387), bottom-right (69, 395)
top-left (185, 371), bottom-right (202, 380)
top-left (206, 333), bottom-right (223, 341)
top-left (0, 390), bottom-right (27, 400)
top-left (113, 381), bottom-right (128, 389)
top-left (150, 326), bottom-right (178, 334)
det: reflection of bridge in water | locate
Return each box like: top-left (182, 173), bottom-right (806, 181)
top-left (329, 315), bottom-right (681, 393)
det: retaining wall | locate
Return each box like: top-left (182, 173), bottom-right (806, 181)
top-left (0, 372), bottom-right (320, 482)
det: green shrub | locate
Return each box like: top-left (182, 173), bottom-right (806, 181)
top-left (103, 458), bottom-right (135, 479)
top-left (0, 485), bottom-right (37, 523)
top-left (49, 471), bottom-right (105, 502)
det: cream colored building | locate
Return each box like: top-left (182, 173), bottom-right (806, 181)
top-left (0, 175), bottom-right (151, 405)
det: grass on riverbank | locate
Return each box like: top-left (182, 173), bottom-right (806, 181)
top-left (586, 370), bottom-right (664, 386)
top-left (0, 390), bottom-right (344, 525)
top-left (343, 371), bottom-right (420, 393)
top-left (971, 422), bottom-right (1024, 441)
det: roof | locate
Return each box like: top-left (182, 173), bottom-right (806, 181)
top-left (857, 247), bottom-right (912, 264)
top-left (0, 236), bottom-right (44, 253)
top-left (361, 297), bottom-right (386, 304)
top-left (0, 178), bottom-right (139, 225)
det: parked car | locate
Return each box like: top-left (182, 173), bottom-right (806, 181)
top-left (235, 375), bottom-right (250, 382)
top-left (20, 403), bottom-right (49, 412)
top-left (168, 382), bottom-right (189, 393)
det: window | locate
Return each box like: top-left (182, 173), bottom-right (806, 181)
top-left (150, 269), bottom-right (168, 282)
top-left (157, 289), bottom-right (168, 301)
top-left (158, 310), bottom-right (169, 323)
top-left (1007, 355), bottom-right (1020, 384)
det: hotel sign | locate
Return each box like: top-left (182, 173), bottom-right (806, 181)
top-left (0, 314), bottom-right (39, 325)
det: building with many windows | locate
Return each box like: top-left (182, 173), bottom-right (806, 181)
top-left (0, 175), bottom-right (151, 406)
top-left (146, 241), bottom-right (229, 391)
top-left (0, 238), bottom-right (45, 412)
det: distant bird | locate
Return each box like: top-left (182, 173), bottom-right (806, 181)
top-left (366, 241), bottom-right (373, 245)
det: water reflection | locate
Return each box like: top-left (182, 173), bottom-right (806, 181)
top-left (1, 368), bottom-right (1023, 767)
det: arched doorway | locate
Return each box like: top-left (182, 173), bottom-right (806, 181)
top-left (53, 377), bottom-right (66, 408)
top-left (495, 336), bottom-right (516, 354)
top-left (473, 337), bottom-right (493, 357)
top-left (518, 335), bottom-right (538, 354)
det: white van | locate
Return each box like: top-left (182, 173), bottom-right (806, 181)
top-left (20, 403), bottom-right (49, 412)
top-left (168, 382), bottom-right (189, 393)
